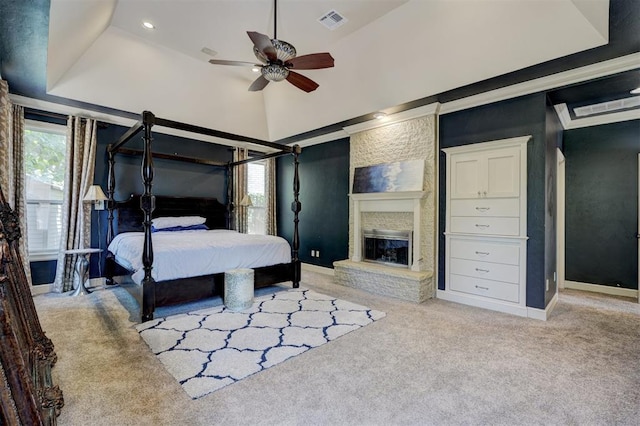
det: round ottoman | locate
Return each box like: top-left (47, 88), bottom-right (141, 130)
top-left (224, 268), bottom-right (255, 311)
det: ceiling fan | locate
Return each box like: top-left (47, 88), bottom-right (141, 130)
top-left (209, 0), bottom-right (335, 93)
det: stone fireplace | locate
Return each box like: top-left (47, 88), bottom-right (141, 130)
top-left (333, 107), bottom-right (437, 303)
top-left (334, 188), bottom-right (432, 302)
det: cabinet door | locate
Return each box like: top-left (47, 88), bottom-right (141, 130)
top-left (485, 147), bottom-right (520, 198)
top-left (450, 152), bottom-right (483, 199)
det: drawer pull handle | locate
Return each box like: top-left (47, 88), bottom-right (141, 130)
top-left (475, 268), bottom-right (490, 273)
top-left (475, 224), bottom-right (490, 228)
top-left (475, 251), bottom-right (490, 256)
top-left (475, 285), bottom-right (489, 290)
top-left (475, 207), bottom-right (490, 212)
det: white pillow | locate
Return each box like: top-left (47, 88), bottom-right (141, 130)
top-left (152, 216), bottom-right (206, 230)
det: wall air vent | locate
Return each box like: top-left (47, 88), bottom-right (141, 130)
top-left (573, 96), bottom-right (640, 117)
top-left (318, 10), bottom-right (347, 30)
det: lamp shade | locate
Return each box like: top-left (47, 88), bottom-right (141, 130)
top-left (239, 194), bottom-right (253, 207)
top-left (83, 185), bottom-right (107, 202)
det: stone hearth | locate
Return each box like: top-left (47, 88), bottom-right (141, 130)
top-left (334, 260), bottom-right (432, 303)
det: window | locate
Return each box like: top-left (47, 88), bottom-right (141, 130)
top-left (247, 161), bottom-right (266, 235)
top-left (24, 121), bottom-right (67, 260)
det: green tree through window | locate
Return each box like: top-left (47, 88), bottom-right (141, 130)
top-left (24, 123), bottom-right (67, 259)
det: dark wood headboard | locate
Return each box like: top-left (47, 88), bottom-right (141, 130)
top-left (115, 194), bottom-right (228, 234)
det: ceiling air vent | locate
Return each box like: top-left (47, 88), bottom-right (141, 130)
top-left (574, 96), bottom-right (640, 117)
top-left (318, 10), bottom-right (347, 30)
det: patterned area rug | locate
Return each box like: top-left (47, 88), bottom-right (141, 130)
top-left (136, 288), bottom-right (386, 399)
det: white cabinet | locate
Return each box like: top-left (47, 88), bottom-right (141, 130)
top-left (450, 146), bottom-right (521, 199)
top-left (441, 136), bottom-right (530, 317)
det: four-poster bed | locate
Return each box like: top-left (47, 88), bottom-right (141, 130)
top-left (104, 111), bottom-right (301, 322)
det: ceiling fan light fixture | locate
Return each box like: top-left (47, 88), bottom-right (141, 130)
top-left (262, 64), bottom-right (289, 82)
top-left (272, 39), bottom-right (297, 62)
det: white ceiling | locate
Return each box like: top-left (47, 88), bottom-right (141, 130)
top-left (47, 0), bottom-right (610, 142)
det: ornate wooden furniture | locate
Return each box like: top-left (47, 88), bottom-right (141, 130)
top-left (0, 185), bottom-right (63, 424)
top-left (105, 111), bottom-right (301, 322)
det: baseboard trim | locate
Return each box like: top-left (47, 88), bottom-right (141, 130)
top-left (527, 292), bottom-right (558, 321)
top-left (437, 289), bottom-right (558, 320)
top-left (31, 283), bottom-right (53, 295)
top-left (436, 289), bottom-right (529, 318)
top-left (301, 263), bottom-right (335, 276)
top-left (564, 281), bottom-right (638, 299)
top-left (30, 277), bottom-right (106, 295)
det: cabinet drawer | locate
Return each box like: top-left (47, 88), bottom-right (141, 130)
top-left (449, 258), bottom-right (519, 283)
top-left (450, 198), bottom-right (519, 217)
top-left (450, 239), bottom-right (519, 265)
top-left (449, 274), bottom-right (519, 303)
top-left (450, 217), bottom-right (519, 236)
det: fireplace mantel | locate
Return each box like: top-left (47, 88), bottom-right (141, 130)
top-left (350, 191), bottom-right (426, 271)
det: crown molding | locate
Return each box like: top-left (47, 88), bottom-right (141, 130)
top-left (10, 94), bottom-right (275, 152)
top-left (439, 53), bottom-right (640, 115)
top-left (10, 53), bottom-right (639, 149)
top-left (294, 129), bottom-right (349, 148)
top-left (342, 103), bottom-right (440, 135)
top-left (554, 103), bottom-right (573, 129)
top-left (11, 94), bottom-right (137, 128)
top-left (554, 102), bottom-right (640, 129)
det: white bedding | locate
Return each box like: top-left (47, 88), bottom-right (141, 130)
top-left (107, 229), bottom-right (292, 284)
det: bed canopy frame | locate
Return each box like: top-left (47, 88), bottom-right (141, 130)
top-left (105, 111), bottom-right (301, 321)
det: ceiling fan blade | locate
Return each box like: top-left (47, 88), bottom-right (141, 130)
top-left (209, 59), bottom-right (260, 67)
top-left (247, 31), bottom-right (277, 62)
top-left (286, 71), bottom-right (319, 93)
top-left (286, 53), bottom-right (335, 70)
top-left (248, 75), bottom-right (270, 92)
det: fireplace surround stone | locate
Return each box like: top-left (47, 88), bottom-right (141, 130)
top-left (334, 259), bottom-right (432, 303)
top-left (336, 110), bottom-right (437, 303)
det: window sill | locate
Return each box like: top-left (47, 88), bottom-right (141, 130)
top-left (28, 252), bottom-right (58, 262)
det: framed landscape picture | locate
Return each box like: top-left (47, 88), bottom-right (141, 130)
top-left (352, 159), bottom-right (424, 193)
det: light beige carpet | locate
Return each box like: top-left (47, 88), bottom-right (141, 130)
top-left (34, 271), bottom-right (640, 425)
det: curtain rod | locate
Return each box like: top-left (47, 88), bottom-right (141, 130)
top-left (24, 107), bottom-right (67, 121)
top-left (24, 107), bottom-right (109, 128)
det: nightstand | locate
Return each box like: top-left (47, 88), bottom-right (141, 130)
top-left (64, 248), bottom-right (102, 296)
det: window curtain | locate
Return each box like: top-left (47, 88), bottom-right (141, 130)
top-left (265, 157), bottom-right (277, 235)
top-left (0, 80), bottom-right (31, 285)
top-left (233, 147), bottom-right (249, 233)
top-left (53, 116), bottom-right (98, 293)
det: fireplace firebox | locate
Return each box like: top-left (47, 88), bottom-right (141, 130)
top-left (363, 229), bottom-right (412, 268)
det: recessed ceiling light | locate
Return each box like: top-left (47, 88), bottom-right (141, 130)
top-left (252, 67), bottom-right (260, 73)
top-left (373, 112), bottom-right (387, 120)
top-left (201, 47), bottom-right (217, 57)
top-left (631, 87), bottom-right (640, 95)
top-left (142, 21), bottom-right (155, 30)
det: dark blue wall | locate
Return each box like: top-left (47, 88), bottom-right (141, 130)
top-left (544, 96), bottom-right (564, 305)
top-left (276, 138), bottom-right (350, 268)
top-left (564, 120), bottom-right (639, 289)
top-left (439, 93), bottom-right (549, 309)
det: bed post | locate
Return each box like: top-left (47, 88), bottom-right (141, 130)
top-left (226, 163), bottom-right (234, 230)
top-left (291, 145), bottom-right (301, 287)
top-left (141, 111), bottom-right (156, 321)
top-left (105, 145), bottom-right (116, 285)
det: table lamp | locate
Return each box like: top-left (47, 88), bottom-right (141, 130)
top-left (83, 185), bottom-right (107, 210)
